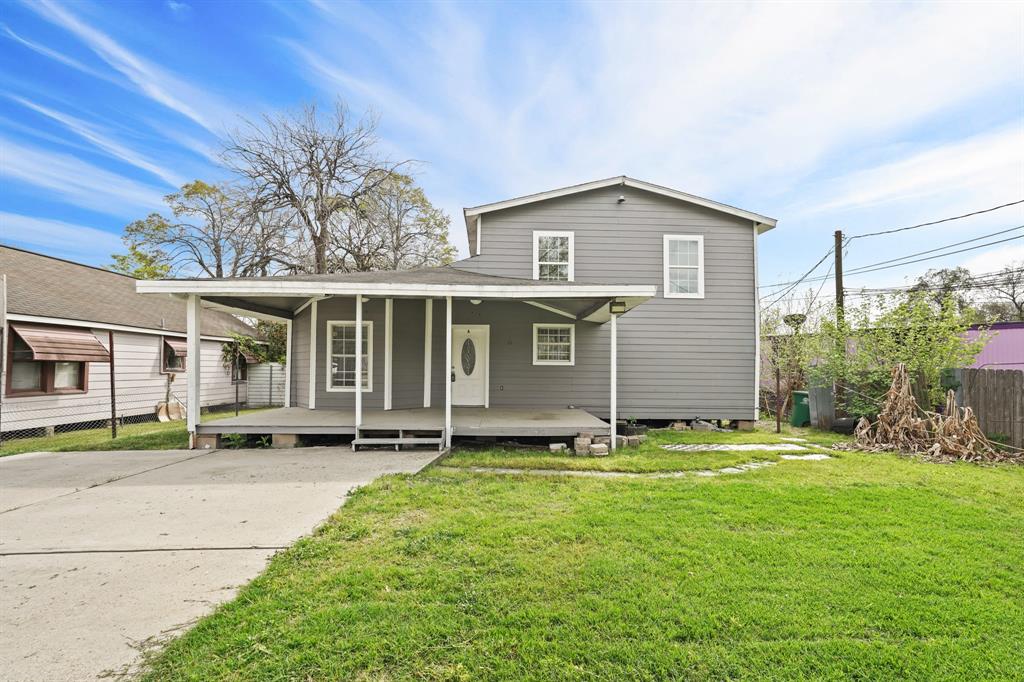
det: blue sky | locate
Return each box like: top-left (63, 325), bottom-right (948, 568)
top-left (1, 0), bottom-right (1022, 306)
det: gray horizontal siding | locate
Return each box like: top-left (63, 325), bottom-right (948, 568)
top-left (290, 306), bottom-right (311, 408)
top-left (456, 184), bottom-right (758, 420)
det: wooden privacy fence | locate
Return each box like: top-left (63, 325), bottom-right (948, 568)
top-left (953, 368), bottom-right (1024, 448)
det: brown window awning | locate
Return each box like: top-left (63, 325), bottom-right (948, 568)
top-left (240, 350), bottom-right (259, 363)
top-left (164, 338), bottom-right (188, 358)
top-left (10, 323), bottom-right (110, 362)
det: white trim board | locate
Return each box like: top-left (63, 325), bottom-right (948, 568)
top-left (463, 175), bottom-right (777, 238)
top-left (137, 280), bottom-right (656, 301)
top-left (324, 319), bottom-right (374, 392)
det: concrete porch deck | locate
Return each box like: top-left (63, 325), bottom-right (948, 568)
top-left (197, 406), bottom-right (611, 438)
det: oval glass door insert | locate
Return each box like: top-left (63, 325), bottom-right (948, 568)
top-left (461, 338), bottom-right (476, 375)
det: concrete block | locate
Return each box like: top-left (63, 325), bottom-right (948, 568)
top-left (577, 431), bottom-right (594, 440)
top-left (193, 433), bottom-right (221, 450)
top-left (573, 437), bottom-right (591, 454)
top-left (733, 420), bottom-right (755, 432)
top-left (637, 434), bottom-right (647, 443)
top-left (615, 435), bottom-right (629, 448)
top-left (272, 433), bottom-right (301, 449)
top-left (670, 421), bottom-right (690, 431)
top-left (549, 442), bottom-right (567, 452)
top-left (626, 436), bottom-right (641, 447)
top-left (692, 421), bottom-right (714, 432)
top-left (594, 436), bottom-right (611, 446)
top-left (590, 443), bottom-right (609, 456)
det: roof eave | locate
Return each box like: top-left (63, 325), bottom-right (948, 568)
top-left (463, 175), bottom-right (778, 242)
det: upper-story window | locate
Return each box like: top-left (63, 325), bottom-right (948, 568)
top-left (533, 231), bottom-right (574, 281)
top-left (663, 235), bottom-right (704, 298)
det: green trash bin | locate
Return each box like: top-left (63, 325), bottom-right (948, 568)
top-left (790, 391), bottom-right (810, 427)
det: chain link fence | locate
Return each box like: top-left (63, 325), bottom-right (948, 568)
top-left (0, 363), bottom-right (284, 452)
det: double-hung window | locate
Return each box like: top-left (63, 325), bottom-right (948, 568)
top-left (326, 321), bottom-right (372, 391)
top-left (532, 323), bottom-right (575, 366)
top-left (533, 231), bottom-right (574, 281)
top-left (663, 235), bottom-right (704, 298)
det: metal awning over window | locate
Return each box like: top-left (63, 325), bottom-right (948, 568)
top-left (10, 323), bottom-right (110, 362)
top-left (164, 338), bottom-right (188, 358)
top-left (240, 350), bottom-right (259, 363)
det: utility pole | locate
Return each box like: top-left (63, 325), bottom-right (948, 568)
top-left (834, 229), bottom-right (845, 415)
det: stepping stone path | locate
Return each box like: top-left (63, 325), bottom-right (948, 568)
top-left (660, 443), bottom-right (810, 452)
top-left (438, 454), bottom-right (830, 480)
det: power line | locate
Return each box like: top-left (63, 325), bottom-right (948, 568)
top-left (760, 226), bottom-right (1024, 290)
top-left (847, 200), bottom-right (1024, 240)
top-left (759, 247), bottom-right (833, 312)
top-left (843, 225), bottom-right (1024, 275)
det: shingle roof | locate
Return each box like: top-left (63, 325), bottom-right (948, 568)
top-left (1, 246), bottom-right (253, 337)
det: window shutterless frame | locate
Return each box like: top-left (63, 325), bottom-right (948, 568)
top-left (532, 323), bottom-right (575, 366)
top-left (325, 320), bottom-right (373, 392)
top-left (532, 230), bottom-right (575, 282)
top-left (4, 332), bottom-right (87, 397)
top-left (663, 234), bottom-right (705, 299)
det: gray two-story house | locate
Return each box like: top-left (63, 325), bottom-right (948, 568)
top-left (138, 176), bottom-right (776, 450)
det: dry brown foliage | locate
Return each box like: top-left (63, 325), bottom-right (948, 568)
top-left (849, 363), bottom-right (1022, 464)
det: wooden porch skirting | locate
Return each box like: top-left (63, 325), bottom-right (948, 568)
top-left (196, 406), bottom-right (611, 438)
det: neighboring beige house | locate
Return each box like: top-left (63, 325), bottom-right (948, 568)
top-left (0, 246), bottom-right (253, 435)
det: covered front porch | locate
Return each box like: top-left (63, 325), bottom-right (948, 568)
top-left (137, 267), bottom-right (656, 451)
top-left (197, 406), bottom-right (611, 438)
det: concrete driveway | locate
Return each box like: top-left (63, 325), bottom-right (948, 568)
top-left (0, 447), bottom-right (439, 681)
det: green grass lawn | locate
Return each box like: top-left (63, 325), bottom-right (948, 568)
top-left (0, 408), bottom-right (270, 457)
top-left (442, 426), bottom-right (846, 474)
top-left (142, 449), bottom-right (1024, 681)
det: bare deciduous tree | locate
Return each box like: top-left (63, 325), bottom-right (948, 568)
top-left (120, 181), bottom-right (275, 278)
top-left (989, 261), bottom-right (1024, 321)
top-left (222, 102), bottom-right (406, 274)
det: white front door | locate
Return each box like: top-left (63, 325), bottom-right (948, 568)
top-left (451, 325), bottom-right (489, 406)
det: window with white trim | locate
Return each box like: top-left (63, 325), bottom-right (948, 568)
top-left (326, 321), bottom-right (373, 391)
top-left (663, 235), bottom-right (704, 298)
top-left (532, 323), bottom-right (575, 365)
top-left (533, 231), bottom-right (574, 281)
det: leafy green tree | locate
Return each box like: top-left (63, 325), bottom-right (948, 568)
top-left (811, 293), bottom-right (987, 415)
top-left (108, 243), bottom-right (171, 279)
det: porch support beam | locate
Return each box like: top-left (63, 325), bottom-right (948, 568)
top-left (186, 294), bottom-right (202, 444)
top-left (308, 299), bottom-right (317, 409)
top-left (610, 312), bottom-right (618, 451)
top-left (284, 319), bottom-right (292, 407)
top-left (423, 299), bottom-right (432, 408)
top-left (384, 298), bottom-right (393, 410)
top-left (444, 295), bottom-right (452, 448)
top-left (355, 293), bottom-right (363, 430)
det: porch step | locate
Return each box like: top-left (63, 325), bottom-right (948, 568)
top-left (352, 437), bottom-right (444, 451)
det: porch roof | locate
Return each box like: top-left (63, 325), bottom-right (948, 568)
top-left (136, 266), bottom-right (657, 322)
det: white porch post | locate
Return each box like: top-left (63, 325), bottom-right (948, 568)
top-left (284, 318), bottom-right (292, 408)
top-left (308, 299), bottom-right (317, 409)
top-left (610, 312), bottom-right (618, 450)
top-left (384, 298), bottom-right (393, 410)
top-left (355, 293), bottom-right (363, 430)
top-left (186, 294), bottom-right (202, 440)
top-left (444, 295), bottom-right (452, 448)
top-left (423, 299), bottom-right (432, 408)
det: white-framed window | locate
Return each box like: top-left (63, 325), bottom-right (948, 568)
top-left (532, 323), bottom-right (575, 365)
top-left (663, 234), bottom-right (704, 298)
top-left (533, 230), bottom-right (574, 281)
top-left (326, 321), bottom-right (373, 391)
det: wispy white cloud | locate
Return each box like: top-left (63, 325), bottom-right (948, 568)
top-left (8, 95), bottom-right (184, 186)
top-left (0, 136), bottom-right (166, 216)
top-left (1, 23), bottom-right (121, 86)
top-left (23, 0), bottom-right (237, 133)
top-left (0, 212), bottom-right (123, 261)
top-left (794, 126), bottom-right (1024, 216)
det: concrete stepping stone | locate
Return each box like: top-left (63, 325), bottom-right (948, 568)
top-left (660, 443), bottom-right (809, 452)
top-left (780, 453), bottom-right (832, 461)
